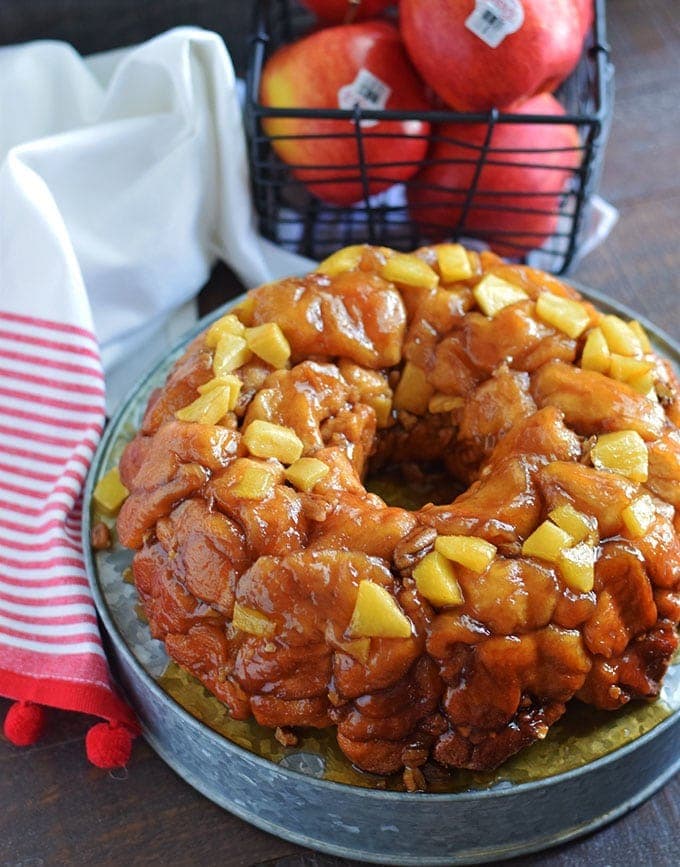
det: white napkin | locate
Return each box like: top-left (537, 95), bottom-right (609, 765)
top-left (0, 29), bottom-right (317, 758)
top-left (0, 27), bottom-right (313, 412)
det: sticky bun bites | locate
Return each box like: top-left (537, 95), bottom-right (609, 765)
top-left (116, 244), bottom-right (680, 780)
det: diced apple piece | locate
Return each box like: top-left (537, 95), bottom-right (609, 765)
top-left (548, 504), bottom-right (598, 545)
top-left (558, 542), bottom-right (595, 593)
top-left (581, 327), bottom-right (610, 374)
top-left (232, 602), bottom-right (275, 636)
top-left (243, 419), bottom-right (304, 465)
top-left (230, 295), bottom-right (255, 326)
top-left (335, 636), bottom-right (371, 663)
top-left (413, 551), bottom-right (464, 607)
top-left (610, 354), bottom-right (653, 383)
top-left (213, 333), bottom-right (252, 375)
top-left (436, 243), bottom-right (473, 283)
top-left (428, 393), bottom-right (465, 413)
top-left (370, 393), bottom-right (393, 428)
top-left (231, 459), bottom-right (276, 500)
top-left (473, 274), bottom-right (528, 317)
top-left (381, 252), bottom-right (439, 290)
top-left (393, 362), bottom-right (434, 415)
top-left (434, 535), bottom-right (497, 572)
top-left (348, 580), bottom-right (412, 639)
top-left (628, 320), bottom-right (652, 353)
top-left (93, 467), bottom-right (129, 515)
top-left (316, 245), bottom-right (363, 277)
top-left (591, 430), bottom-right (648, 483)
top-left (621, 494), bottom-right (656, 537)
top-left (522, 520), bottom-right (574, 563)
top-left (627, 368), bottom-right (656, 398)
top-left (600, 315), bottom-right (643, 357)
top-left (285, 457), bottom-right (329, 492)
top-left (205, 313), bottom-right (245, 348)
top-left (536, 292), bottom-right (591, 339)
top-left (175, 386), bottom-right (234, 425)
top-left (197, 374), bottom-right (241, 410)
top-left (246, 322), bottom-right (291, 369)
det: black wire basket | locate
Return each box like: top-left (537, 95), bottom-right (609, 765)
top-left (245, 0), bottom-right (613, 273)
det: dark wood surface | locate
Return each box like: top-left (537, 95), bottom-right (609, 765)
top-left (1, 1), bottom-right (679, 865)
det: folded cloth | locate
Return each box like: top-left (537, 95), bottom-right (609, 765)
top-left (0, 27), bottom-right (311, 766)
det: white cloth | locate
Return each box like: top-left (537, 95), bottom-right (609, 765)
top-left (0, 28), bottom-right (314, 411)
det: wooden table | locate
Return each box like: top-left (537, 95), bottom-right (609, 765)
top-left (1, 1), bottom-right (678, 864)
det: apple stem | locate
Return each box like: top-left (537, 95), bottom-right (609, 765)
top-left (344, 0), bottom-right (361, 25)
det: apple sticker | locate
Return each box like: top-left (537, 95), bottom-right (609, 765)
top-left (465, 0), bottom-right (525, 48)
top-left (338, 68), bottom-right (392, 127)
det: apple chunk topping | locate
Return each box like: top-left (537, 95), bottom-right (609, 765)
top-left (246, 322), bottom-right (291, 369)
top-left (197, 374), bottom-right (241, 399)
top-left (548, 504), bottom-right (598, 545)
top-left (213, 333), bottom-right (252, 375)
top-left (581, 327), bottom-right (610, 374)
top-left (473, 274), bottom-right (528, 317)
top-left (243, 419), bottom-right (304, 465)
top-left (428, 393), bottom-right (465, 414)
top-left (316, 245), bottom-right (364, 277)
top-left (607, 354), bottom-right (657, 400)
top-left (590, 430), bottom-right (649, 483)
top-left (348, 580), bottom-right (412, 639)
top-left (394, 361), bottom-right (434, 415)
top-left (380, 252), bottom-right (439, 290)
top-left (535, 292), bottom-right (591, 339)
top-left (285, 457), bottom-right (330, 492)
top-left (622, 494), bottom-right (656, 537)
top-left (600, 315), bottom-right (644, 357)
top-left (413, 551), bottom-right (464, 607)
top-left (610, 354), bottom-right (653, 384)
top-left (436, 243), bottom-right (474, 283)
top-left (434, 535), bottom-right (497, 572)
top-left (522, 520), bottom-right (574, 563)
top-left (232, 602), bottom-right (276, 637)
top-left (522, 517), bottom-right (597, 593)
top-left (558, 542), bottom-right (595, 593)
top-left (205, 313), bottom-right (245, 348)
top-left (230, 459), bottom-right (277, 500)
top-left (175, 385), bottom-right (235, 425)
top-left (628, 319), bottom-right (652, 353)
top-left (93, 467), bottom-right (129, 515)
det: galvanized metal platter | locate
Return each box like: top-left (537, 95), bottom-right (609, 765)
top-left (83, 285), bottom-right (680, 865)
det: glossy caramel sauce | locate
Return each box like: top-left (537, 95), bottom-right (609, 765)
top-left (159, 657), bottom-right (677, 793)
top-left (156, 471), bottom-right (679, 793)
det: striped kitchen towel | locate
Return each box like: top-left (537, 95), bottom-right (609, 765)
top-left (0, 27), bottom-right (312, 768)
top-left (0, 311), bottom-right (139, 765)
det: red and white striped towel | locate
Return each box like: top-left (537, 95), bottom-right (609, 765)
top-left (0, 29), bottom-right (309, 768)
top-left (0, 311), bottom-right (138, 764)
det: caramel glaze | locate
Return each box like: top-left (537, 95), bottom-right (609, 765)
top-left (117, 246), bottom-right (680, 776)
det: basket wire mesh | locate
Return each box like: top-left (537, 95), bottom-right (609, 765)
top-left (245, 0), bottom-right (613, 273)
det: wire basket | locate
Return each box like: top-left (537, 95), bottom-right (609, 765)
top-left (245, 0), bottom-right (613, 273)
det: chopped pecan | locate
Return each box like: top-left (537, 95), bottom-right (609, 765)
top-left (393, 526), bottom-right (437, 573)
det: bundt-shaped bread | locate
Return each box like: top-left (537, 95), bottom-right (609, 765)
top-left (116, 244), bottom-right (680, 780)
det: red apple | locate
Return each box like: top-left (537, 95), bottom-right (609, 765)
top-left (400, 0), bottom-right (588, 111)
top-left (260, 20), bottom-right (430, 205)
top-left (575, 0), bottom-right (595, 37)
top-left (300, 0), bottom-right (393, 24)
top-left (407, 93), bottom-right (581, 255)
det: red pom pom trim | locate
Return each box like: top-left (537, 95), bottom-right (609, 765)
top-left (86, 721), bottom-right (134, 769)
top-left (3, 701), bottom-right (46, 746)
